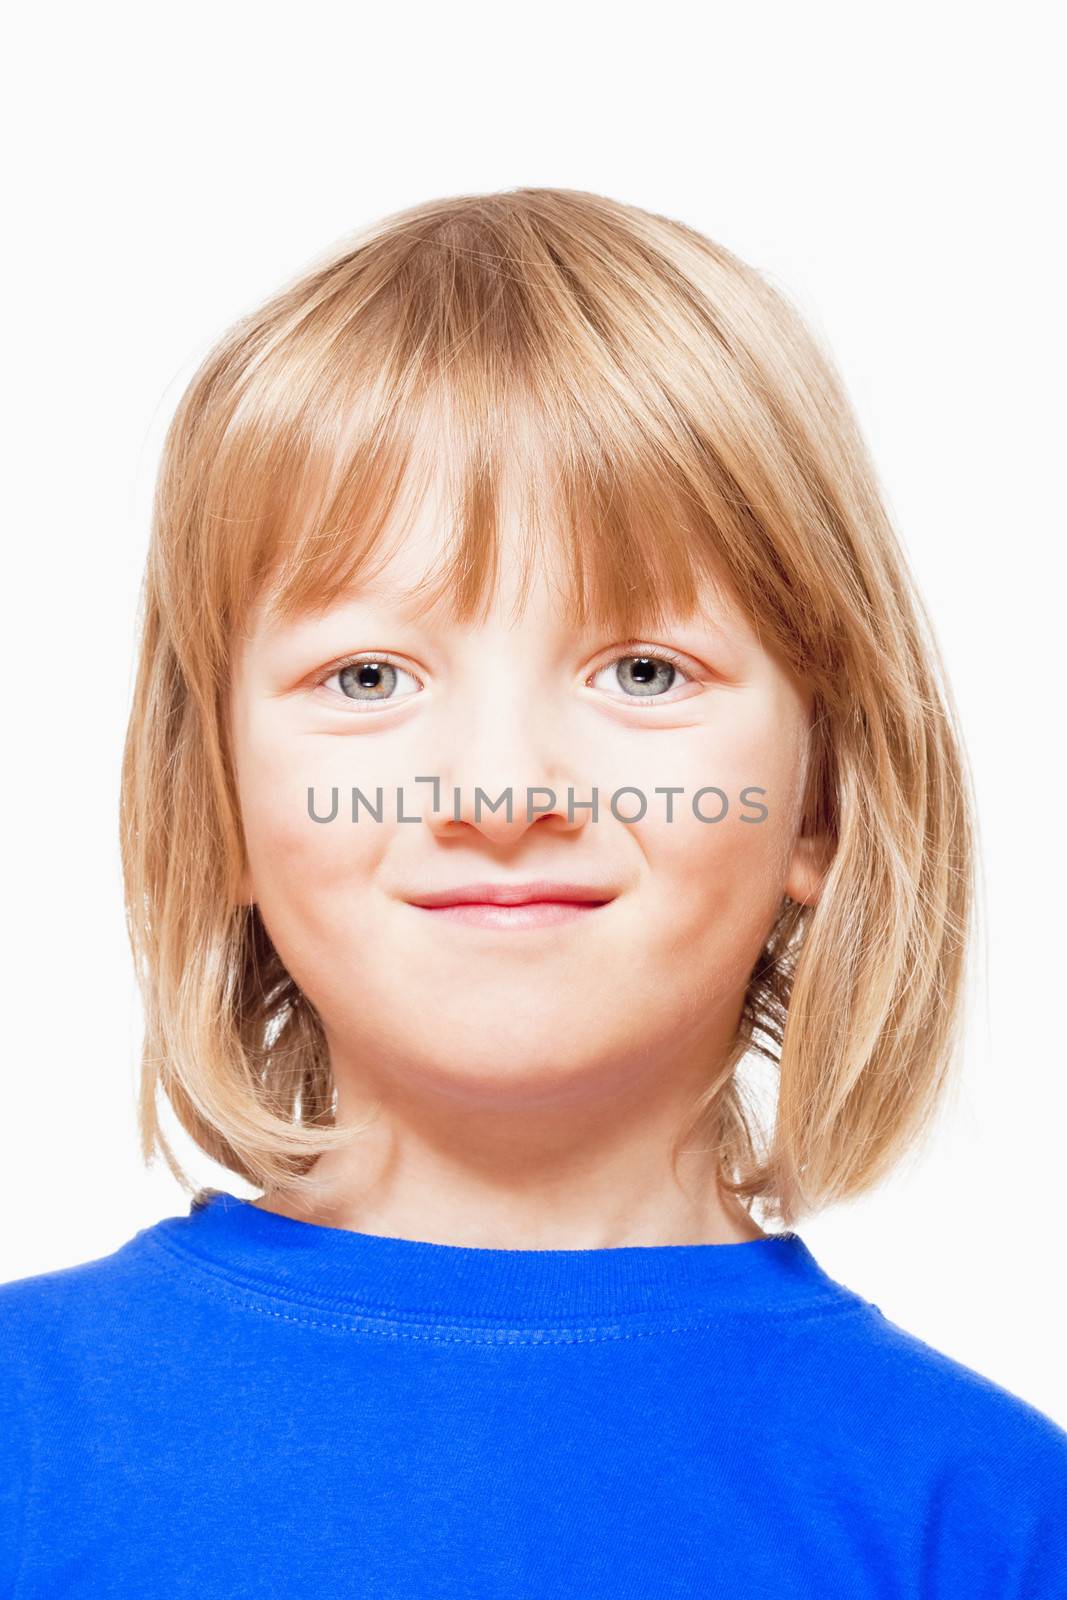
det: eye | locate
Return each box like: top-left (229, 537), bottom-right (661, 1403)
top-left (315, 654), bottom-right (422, 710)
top-left (588, 647), bottom-right (696, 702)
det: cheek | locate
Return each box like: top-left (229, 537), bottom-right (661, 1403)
top-left (625, 721), bottom-right (804, 962)
top-left (235, 732), bottom-right (387, 937)
top-left (642, 802), bottom-right (791, 945)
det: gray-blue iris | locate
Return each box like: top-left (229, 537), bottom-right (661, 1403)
top-left (618, 656), bottom-right (675, 696)
top-left (339, 662), bottom-right (397, 700)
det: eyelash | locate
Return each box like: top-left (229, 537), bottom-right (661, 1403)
top-left (313, 644), bottom-right (700, 708)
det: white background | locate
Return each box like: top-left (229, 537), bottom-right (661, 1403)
top-left (3, 3), bottom-right (1064, 1425)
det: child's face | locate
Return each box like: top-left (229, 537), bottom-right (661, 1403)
top-left (228, 484), bottom-right (826, 1110)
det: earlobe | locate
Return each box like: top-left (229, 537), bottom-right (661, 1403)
top-left (784, 831), bottom-right (832, 907)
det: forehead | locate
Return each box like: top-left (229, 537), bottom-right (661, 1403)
top-left (330, 468), bottom-right (567, 626)
top-left (246, 476), bottom-right (756, 659)
top-left (234, 385), bottom-right (778, 674)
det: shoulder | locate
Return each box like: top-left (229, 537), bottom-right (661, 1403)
top-left (760, 1289), bottom-right (1067, 1590)
top-left (0, 1229), bottom-right (154, 1332)
top-left (812, 1288), bottom-right (1067, 1456)
top-left (826, 1298), bottom-right (1067, 1571)
top-left (0, 1222), bottom-right (180, 1391)
top-left (846, 1299), bottom-right (1067, 1450)
top-left (0, 1233), bottom-right (166, 1591)
top-left (0, 1226), bottom-right (180, 1426)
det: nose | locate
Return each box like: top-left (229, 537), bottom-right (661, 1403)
top-left (421, 689), bottom-right (590, 847)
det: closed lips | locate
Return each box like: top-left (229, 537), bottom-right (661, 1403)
top-left (406, 882), bottom-right (616, 908)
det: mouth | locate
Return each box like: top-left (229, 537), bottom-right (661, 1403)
top-left (404, 880), bottom-right (617, 931)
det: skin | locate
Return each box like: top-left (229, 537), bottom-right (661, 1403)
top-left (228, 481), bottom-right (830, 1249)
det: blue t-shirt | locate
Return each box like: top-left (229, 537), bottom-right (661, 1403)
top-left (1, 1189), bottom-right (1065, 1597)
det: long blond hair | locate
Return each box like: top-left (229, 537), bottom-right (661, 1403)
top-left (120, 187), bottom-right (978, 1228)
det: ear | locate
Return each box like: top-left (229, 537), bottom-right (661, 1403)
top-left (783, 827), bottom-right (833, 907)
top-left (235, 856), bottom-right (256, 908)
